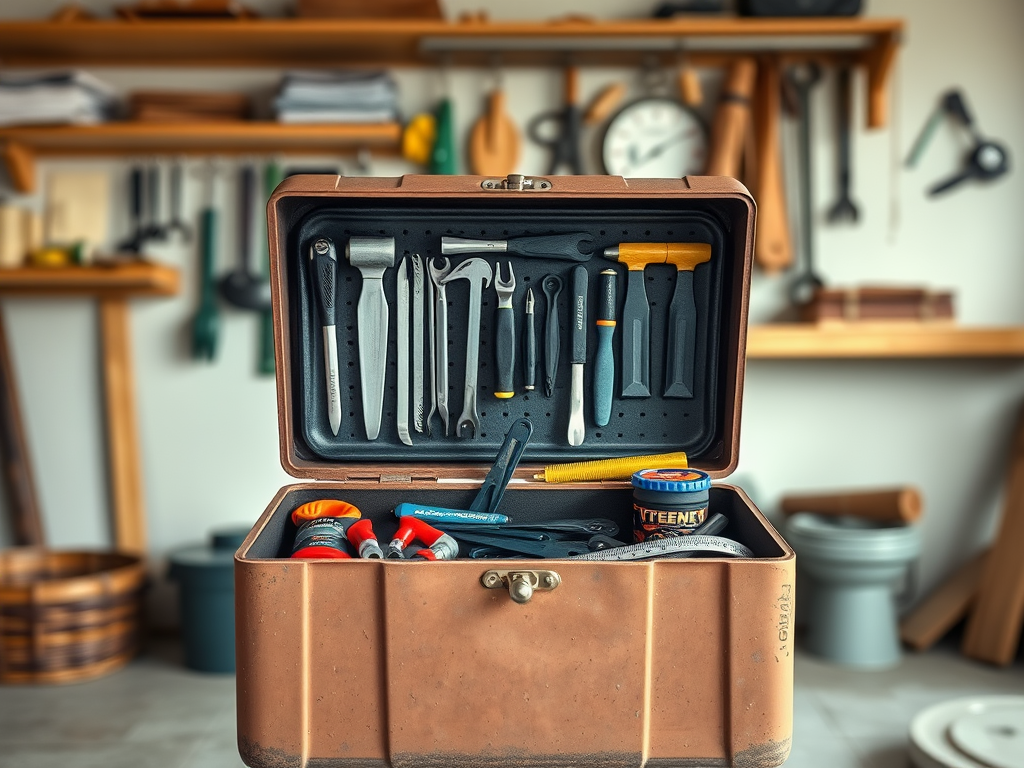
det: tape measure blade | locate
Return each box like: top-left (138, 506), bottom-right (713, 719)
top-left (568, 535), bottom-right (752, 561)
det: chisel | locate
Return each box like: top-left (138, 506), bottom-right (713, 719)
top-left (308, 238), bottom-right (342, 436)
top-left (664, 243), bottom-right (712, 398)
top-left (593, 269), bottom-right (616, 427)
top-left (602, 244), bottom-right (663, 398)
top-left (568, 265), bottom-right (588, 447)
top-left (441, 232), bottom-right (595, 262)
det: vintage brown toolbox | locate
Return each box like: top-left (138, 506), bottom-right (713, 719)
top-left (235, 173), bottom-right (795, 768)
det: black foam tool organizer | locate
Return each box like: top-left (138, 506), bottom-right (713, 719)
top-left (287, 197), bottom-right (736, 463)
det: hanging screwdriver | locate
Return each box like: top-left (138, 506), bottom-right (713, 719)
top-left (567, 265), bottom-right (588, 447)
top-left (593, 269), bottom-right (616, 427)
top-left (524, 288), bottom-right (537, 392)
top-left (441, 232), bottom-right (596, 262)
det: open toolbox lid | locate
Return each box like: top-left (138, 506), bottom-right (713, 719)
top-left (268, 173), bottom-right (753, 484)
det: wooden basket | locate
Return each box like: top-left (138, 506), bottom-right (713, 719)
top-left (0, 549), bottom-right (146, 684)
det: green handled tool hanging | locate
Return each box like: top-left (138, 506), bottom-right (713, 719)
top-left (259, 161), bottom-right (283, 375)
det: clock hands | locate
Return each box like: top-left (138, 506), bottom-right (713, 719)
top-left (624, 128), bottom-right (697, 174)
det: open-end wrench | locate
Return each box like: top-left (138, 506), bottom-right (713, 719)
top-left (440, 258), bottom-right (492, 439)
top-left (428, 257), bottom-right (453, 436)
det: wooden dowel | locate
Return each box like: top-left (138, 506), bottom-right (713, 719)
top-left (901, 552), bottom-right (985, 652)
top-left (0, 306), bottom-right (45, 546)
top-left (780, 487), bottom-right (922, 524)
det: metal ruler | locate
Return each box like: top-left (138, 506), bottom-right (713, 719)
top-left (567, 535), bottom-right (753, 561)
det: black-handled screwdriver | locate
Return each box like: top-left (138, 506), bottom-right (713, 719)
top-left (524, 288), bottom-right (536, 391)
top-left (441, 233), bottom-right (596, 262)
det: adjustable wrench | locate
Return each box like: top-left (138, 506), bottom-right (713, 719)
top-left (428, 257), bottom-right (453, 436)
top-left (440, 258), bottom-right (492, 439)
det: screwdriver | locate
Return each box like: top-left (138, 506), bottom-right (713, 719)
top-left (567, 265), bottom-right (588, 447)
top-left (441, 232), bottom-right (596, 262)
top-left (593, 269), bottom-right (617, 427)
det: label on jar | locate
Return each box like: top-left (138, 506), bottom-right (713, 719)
top-left (633, 503), bottom-right (708, 542)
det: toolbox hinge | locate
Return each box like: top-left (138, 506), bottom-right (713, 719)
top-left (340, 473), bottom-right (439, 483)
top-left (481, 174), bottom-right (552, 192)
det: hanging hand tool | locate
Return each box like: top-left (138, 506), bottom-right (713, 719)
top-left (906, 90), bottom-right (1011, 197)
top-left (583, 82), bottom-right (626, 126)
top-left (440, 258), bottom-right (492, 439)
top-left (706, 57), bottom-right (756, 177)
top-left (911, 90), bottom-right (1011, 196)
top-left (191, 166), bottom-right (220, 361)
top-left (600, 244), bottom-right (662, 398)
top-left (524, 288), bottom-right (536, 392)
top-left (533, 450), bottom-right (688, 483)
top-left (593, 269), bottom-right (616, 427)
top-left (827, 66), bottom-right (860, 223)
top-left (396, 257), bottom-right (412, 446)
top-left (258, 161), bottom-right (283, 376)
top-left (541, 274), bottom-right (563, 398)
top-left (441, 232), bottom-right (595, 262)
top-left (118, 164), bottom-right (146, 254)
top-left (387, 517), bottom-right (459, 560)
top-left (469, 65), bottom-right (520, 176)
top-left (346, 236), bottom-right (395, 440)
top-left (411, 254), bottom-right (425, 433)
top-left (752, 56), bottom-right (793, 273)
top-left (786, 63), bottom-right (825, 306)
top-left (425, 259), bottom-right (437, 436)
top-left (220, 165), bottom-right (272, 311)
top-left (527, 64), bottom-right (583, 175)
top-left (664, 243), bottom-right (712, 398)
top-left (308, 238), bottom-right (342, 436)
top-left (142, 163), bottom-right (168, 244)
top-left (567, 265), bottom-right (588, 447)
top-left (493, 262), bottom-right (516, 399)
top-left (166, 159), bottom-right (191, 241)
top-left (430, 67), bottom-right (457, 174)
top-left (428, 256), bottom-right (452, 436)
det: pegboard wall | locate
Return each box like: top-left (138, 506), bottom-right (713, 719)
top-left (285, 197), bottom-right (736, 464)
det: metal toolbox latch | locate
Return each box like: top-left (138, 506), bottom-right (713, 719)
top-left (481, 569), bottom-right (561, 604)
top-left (481, 174), bottom-right (552, 191)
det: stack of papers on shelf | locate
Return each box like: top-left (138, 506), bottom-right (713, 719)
top-left (0, 71), bottom-right (118, 127)
top-left (274, 70), bottom-right (398, 124)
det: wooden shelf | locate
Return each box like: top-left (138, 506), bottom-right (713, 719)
top-left (0, 18), bottom-right (903, 67)
top-left (747, 324), bottom-right (1024, 359)
top-left (0, 122), bottom-right (402, 193)
top-left (0, 262), bottom-right (180, 298)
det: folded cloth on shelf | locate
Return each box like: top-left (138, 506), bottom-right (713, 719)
top-left (0, 71), bottom-right (118, 126)
top-left (274, 70), bottom-right (398, 124)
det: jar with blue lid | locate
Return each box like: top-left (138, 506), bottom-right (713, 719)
top-left (631, 468), bottom-right (712, 542)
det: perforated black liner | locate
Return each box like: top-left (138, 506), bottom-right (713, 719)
top-left (287, 198), bottom-right (733, 463)
top-left (244, 486), bottom-right (785, 561)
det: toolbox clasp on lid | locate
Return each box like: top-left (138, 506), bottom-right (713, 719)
top-left (481, 174), bottom-right (552, 191)
top-left (482, 569), bottom-right (561, 604)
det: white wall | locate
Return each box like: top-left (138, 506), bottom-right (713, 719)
top-left (0, 0), bottom-right (1021, 624)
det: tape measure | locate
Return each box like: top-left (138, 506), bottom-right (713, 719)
top-left (567, 535), bottom-right (753, 561)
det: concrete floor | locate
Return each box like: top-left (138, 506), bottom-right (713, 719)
top-left (0, 640), bottom-right (1021, 768)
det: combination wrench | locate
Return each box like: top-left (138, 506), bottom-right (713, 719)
top-left (440, 258), bottom-right (492, 439)
top-left (428, 257), bottom-right (453, 436)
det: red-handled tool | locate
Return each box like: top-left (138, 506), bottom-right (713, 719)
top-left (387, 517), bottom-right (459, 561)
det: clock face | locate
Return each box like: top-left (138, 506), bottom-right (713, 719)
top-left (601, 98), bottom-right (708, 178)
